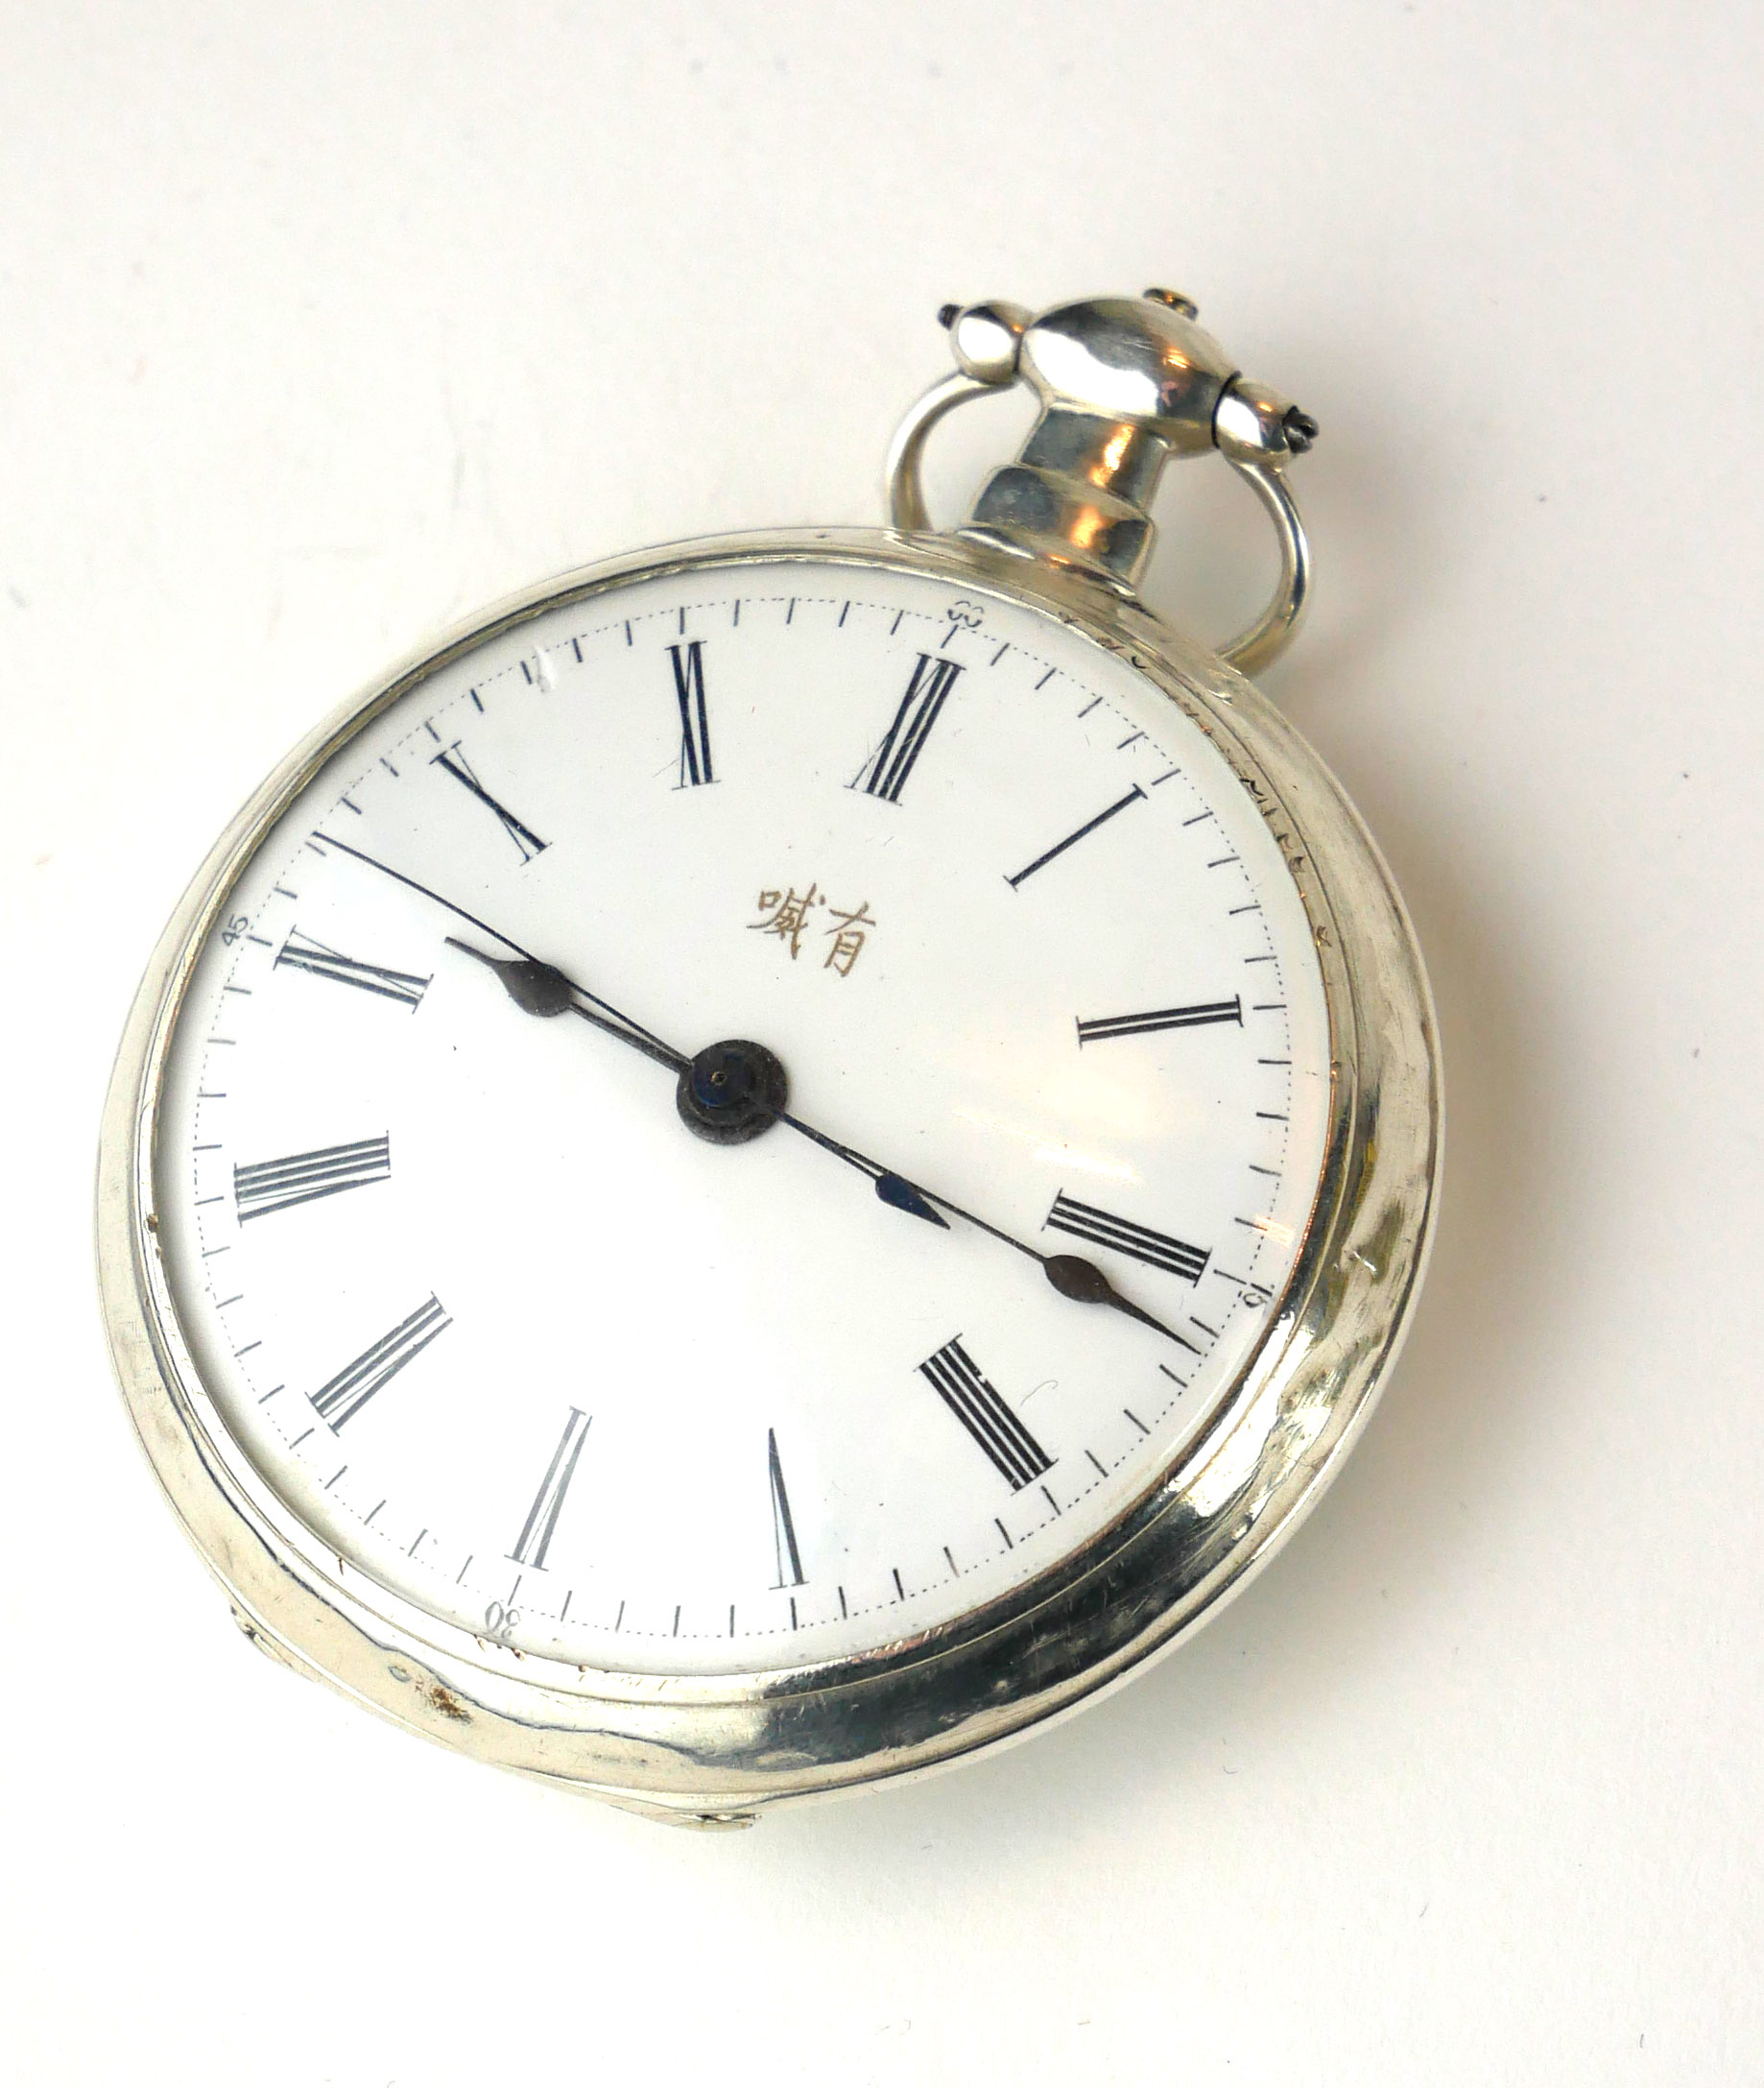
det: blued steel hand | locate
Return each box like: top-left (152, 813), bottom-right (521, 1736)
top-left (442, 938), bottom-right (690, 1076)
top-left (321, 830), bottom-right (1184, 1345)
top-left (312, 832), bottom-right (688, 1073)
top-left (772, 1113), bottom-right (1191, 1347)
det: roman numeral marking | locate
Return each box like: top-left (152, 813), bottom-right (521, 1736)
top-left (432, 743), bottom-right (548, 862)
top-left (274, 928), bottom-right (430, 1008)
top-left (311, 1294), bottom-right (451, 1428)
top-left (854, 654), bottom-right (964, 803)
top-left (1077, 996), bottom-right (1243, 1044)
top-left (509, 1407), bottom-right (590, 1569)
top-left (1006, 784), bottom-right (1145, 888)
top-left (233, 1135), bottom-right (391, 1221)
top-left (1046, 1192), bottom-right (1211, 1284)
top-left (918, 1336), bottom-right (1052, 1491)
top-left (669, 640), bottom-right (714, 785)
top-left (768, 1428), bottom-right (805, 1588)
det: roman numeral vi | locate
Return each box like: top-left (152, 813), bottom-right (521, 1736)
top-left (768, 1428), bottom-right (805, 1588)
top-left (509, 1408), bottom-right (590, 1569)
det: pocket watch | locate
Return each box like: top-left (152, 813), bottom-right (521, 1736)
top-left (98, 290), bottom-right (1441, 1826)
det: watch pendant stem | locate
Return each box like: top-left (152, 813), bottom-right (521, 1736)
top-left (887, 288), bottom-right (1318, 674)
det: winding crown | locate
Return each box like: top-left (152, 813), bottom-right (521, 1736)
top-left (946, 291), bottom-right (1316, 595)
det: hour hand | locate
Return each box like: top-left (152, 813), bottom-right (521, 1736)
top-left (444, 937), bottom-right (688, 1073)
top-left (444, 938), bottom-right (576, 1016)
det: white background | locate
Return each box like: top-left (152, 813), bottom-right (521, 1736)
top-left (2, 5), bottom-right (1759, 2082)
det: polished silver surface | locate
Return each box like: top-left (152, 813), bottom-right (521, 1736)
top-left (887, 290), bottom-right (1316, 672)
top-left (98, 294), bottom-right (1441, 1823)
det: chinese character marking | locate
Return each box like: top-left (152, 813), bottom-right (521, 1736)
top-left (750, 884), bottom-right (821, 958)
top-left (823, 900), bottom-right (875, 977)
top-left (749, 882), bottom-right (877, 976)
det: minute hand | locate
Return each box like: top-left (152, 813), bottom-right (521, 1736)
top-left (773, 1108), bottom-right (1193, 1350)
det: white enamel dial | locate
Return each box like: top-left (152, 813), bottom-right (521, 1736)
top-left (155, 556), bottom-right (1331, 1675)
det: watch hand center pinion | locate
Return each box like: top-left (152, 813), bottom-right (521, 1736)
top-left (675, 1038), bottom-right (788, 1145)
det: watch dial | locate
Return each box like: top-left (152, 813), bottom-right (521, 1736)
top-left (155, 557), bottom-right (1331, 1674)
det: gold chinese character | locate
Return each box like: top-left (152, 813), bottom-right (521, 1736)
top-left (823, 899), bottom-right (875, 977)
top-left (750, 883), bottom-right (821, 958)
